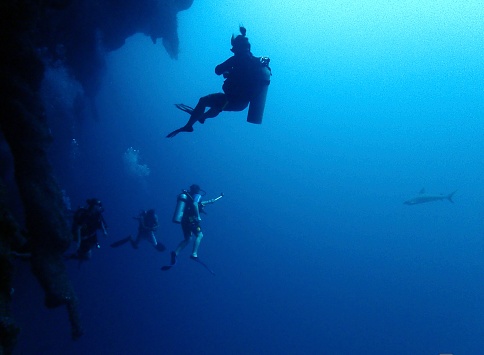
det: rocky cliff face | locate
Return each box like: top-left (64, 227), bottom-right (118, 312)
top-left (0, 1), bottom-right (192, 353)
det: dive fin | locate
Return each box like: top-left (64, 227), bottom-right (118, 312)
top-left (166, 125), bottom-right (193, 138)
top-left (190, 256), bottom-right (215, 275)
top-left (155, 243), bottom-right (166, 252)
top-left (110, 236), bottom-right (132, 248)
top-left (175, 103), bottom-right (194, 115)
top-left (161, 251), bottom-right (177, 271)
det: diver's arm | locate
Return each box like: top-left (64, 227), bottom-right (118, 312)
top-left (201, 193), bottom-right (224, 206)
top-left (215, 57), bottom-right (234, 75)
top-left (100, 218), bottom-right (108, 236)
top-left (192, 194), bottom-right (202, 221)
top-left (193, 201), bottom-right (201, 221)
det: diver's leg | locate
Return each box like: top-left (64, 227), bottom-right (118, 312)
top-left (173, 222), bottom-right (192, 256)
top-left (167, 106), bottom-right (201, 138)
top-left (147, 232), bottom-right (157, 247)
top-left (167, 99), bottom-right (206, 138)
top-left (151, 232), bottom-right (166, 252)
top-left (77, 243), bottom-right (93, 260)
top-left (198, 94), bottom-right (227, 123)
top-left (191, 231), bottom-right (203, 258)
top-left (184, 94), bottom-right (219, 125)
top-left (167, 94), bottom-right (226, 137)
top-left (177, 94), bottom-right (217, 129)
top-left (130, 233), bottom-right (140, 249)
top-left (174, 238), bottom-right (190, 255)
top-left (223, 99), bottom-right (250, 112)
top-left (199, 107), bottom-right (223, 123)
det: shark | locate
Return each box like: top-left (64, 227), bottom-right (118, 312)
top-left (404, 188), bottom-right (457, 205)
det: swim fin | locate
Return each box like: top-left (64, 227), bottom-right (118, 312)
top-left (161, 251), bottom-right (177, 271)
top-left (166, 125), bottom-right (194, 138)
top-left (190, 256), bottom-right (215, 275)
top-left (110, 236), bottom-right (131, 248)
top-left (175, 103), bottom-right (194, 115)
top-left (155, 243), bottom-right (166, 252)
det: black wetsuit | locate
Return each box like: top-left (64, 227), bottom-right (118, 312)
top-left (72, 208), bottom-right (106, 257)
top-left (216, 52), bottom-right (259, 108)
top-left (133, 211), bottom-right (159, 246)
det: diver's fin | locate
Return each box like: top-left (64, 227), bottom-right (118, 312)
top-left (161, 251), bottom-right (177, 271)
top-left (166, 129), bottom-right (181, 138)
top-left (155, 243), bottom-right (166, 252)
top-left (190, 256), bottom-right (215, 275)
top-left (110, 236), bottom-right (131, 248)
top-left (175, 103), bottom-right (194, 115)
top-left (166, 125), bottom-right (194, 138)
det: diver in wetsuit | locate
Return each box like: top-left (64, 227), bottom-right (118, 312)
top-left (170, 184), bottom-right (204, 261)
top-left (162, 184), bottom-right (223, 273)
top-left (166, 26), bottom-right (271, 138)
top-left (68, 198), bottom-right (108, 260)
top-left (110, 209), bottom-right (166, 252)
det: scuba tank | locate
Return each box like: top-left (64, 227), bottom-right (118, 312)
top-left (247, 57), bottom-right (271, 124)
top-left (172, 193), bottom-right (189, 223)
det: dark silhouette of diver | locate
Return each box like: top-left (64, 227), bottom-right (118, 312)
top-left (166, 26), bottom-right (270, 138)
top-left (66, 198), bottom-right (108, 261)
top-left (110, 209), bottom-right (166, 251)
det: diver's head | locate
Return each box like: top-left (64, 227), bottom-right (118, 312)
top-left (231, 26), bottom-right (250, 54)
top-left (147, 209), bottom-right (155, 216)
top-left (86, 198), bottom-right (104, 212)
top-left (189, 184), bottom-right (201, 195)
top-left (188, 184), bottom-right (206, 196)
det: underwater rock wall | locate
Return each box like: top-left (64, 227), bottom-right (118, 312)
top-left (40, 0), bottom-right (193, 98)
top-left (0, 0), bottom-right (192, 353)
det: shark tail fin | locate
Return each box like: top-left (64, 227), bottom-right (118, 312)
top-left (447, 190), bottom-right (457, 203)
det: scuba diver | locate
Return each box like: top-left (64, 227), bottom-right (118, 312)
top-left (166, 26), bottom-right (271, 138)
top-left (66, 198), bottom-right (108, 260)
top-left (110, 209), bottom-right (166, 252)
top-left (162, 184), bottom-right (223, 274)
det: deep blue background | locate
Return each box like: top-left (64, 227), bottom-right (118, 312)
top-left (12, 1), bottom-right (483, 354)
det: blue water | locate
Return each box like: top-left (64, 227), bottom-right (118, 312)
top-left (13, 1), bottom-right (483, 354)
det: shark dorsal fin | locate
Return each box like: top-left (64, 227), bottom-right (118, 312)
top-left (419, 188), bottom-right (426, 194)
